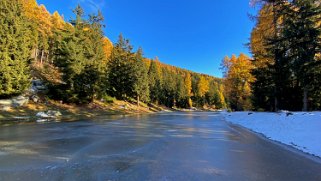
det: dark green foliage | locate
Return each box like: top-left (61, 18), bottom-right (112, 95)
top-left (175, 74), bottom-right (188, 108)
top-left (51, 5), bottom-right (105, 103)
top-left (0, 0), bottom-right (31, 98)
top-left (0, 1), bottom-right (225, 109)
top-left (73, 65), bottom-right (100, 103)
top-left (132, 48), bottom-right (150, 104)
top-left (107, 35), bottom-right (135, 100)
top-left (148, 59), bottom-right (162, 103)
top-left (250, 0), bottom-right (321, 111)
top-left (160, 68), bottom-right (176, 108)
top-left (206, 81), bottom-right (222, 109)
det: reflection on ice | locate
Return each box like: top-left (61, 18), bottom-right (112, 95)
top-left (0, 112), bottom-right (321, 181)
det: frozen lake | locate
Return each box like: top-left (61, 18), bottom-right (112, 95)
top-left (0, 112), bottom-right (321, 181)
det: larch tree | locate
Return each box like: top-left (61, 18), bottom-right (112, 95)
top-left (197, 76), bottom-right (209, 106)
top-left (221, 54), bottom-right (255, 111)
top-left (250, 0), bottom-right (321, 111)
top-left (184, 73), bottom-right (193, 108)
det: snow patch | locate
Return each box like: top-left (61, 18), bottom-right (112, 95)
top-left (222, 111), bottom-right (321, 158)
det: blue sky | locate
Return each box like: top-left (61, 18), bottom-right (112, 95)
top-left (38, 0), bottom-right (258, 77)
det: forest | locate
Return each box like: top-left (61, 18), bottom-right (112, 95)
top-left (0, 0), bottom-right (226, 110)
top-left (222, 0), bottom-right (320, 111)
top-left (0, 0), bottom-right (320, 112)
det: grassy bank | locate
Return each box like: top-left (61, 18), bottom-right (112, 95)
top-left (0, 99), bottom-right (164, 123)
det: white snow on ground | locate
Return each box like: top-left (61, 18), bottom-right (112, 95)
top-left (222, 111), bottom-right (321, 158)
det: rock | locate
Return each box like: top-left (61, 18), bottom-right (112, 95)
top-left (47, 110), bottom-right (62, 117)
top-left (31, 80), bottom-right (47, 92)
top-left (36, 112), bottom-right (51, 118)
top-left (36, 110), bottom-right (62, 118)
top-left (286, 112), bottom-right (293, 117)
top-left (31, 95), bottom-right (39, 103)
top-left (12, 96), bottom-right (29, 107)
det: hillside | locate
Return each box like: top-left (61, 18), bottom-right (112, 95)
top-left (0, 0), bottom-right (226, 120)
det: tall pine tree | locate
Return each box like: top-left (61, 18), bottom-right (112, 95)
top-left (0, 0), bottom-right (31, 98)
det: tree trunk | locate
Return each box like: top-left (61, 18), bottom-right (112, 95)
top-left (274, 96), bottom-right (278, 112)
top-left (34, 49), bottom-right (38, 62)
top-left (40, 50), bottom-right (44, 64)
top-left (46, 50), bottom-right (50, 63)
top-left (302, 87), bottom-right (308, 111)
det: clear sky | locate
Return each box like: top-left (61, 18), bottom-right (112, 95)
top-left (37, 0), bottom-right (258, 78)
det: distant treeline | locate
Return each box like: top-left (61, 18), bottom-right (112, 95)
top-left (0, 0), bottom-right (226, 109)
top-left (222, 0), bottom-right (321, 111)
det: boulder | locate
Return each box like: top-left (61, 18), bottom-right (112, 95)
top-left (30, 95), bottom-right (39, 103)
top-left (36, 110), bottom-right (62, 118)
top-left (47, 110), bottom-right (62, 117)
top-left (12, 96), bottom-right (29, 107)
top-left (36, 112), bottom-right (51, 118)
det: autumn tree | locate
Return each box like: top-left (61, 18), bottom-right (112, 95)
top-left (221, 54), bottom-right (255, 111)
top-left (196, 76), bottom-right (209, 106)
top-left (184, 73), bottom-right (193, 108)
top-left (20, 0), bottom-right (53, 63)
top-left (102, 37), bottom-right (113, 60)
top-left (250, 0), bottom-right (321, 111)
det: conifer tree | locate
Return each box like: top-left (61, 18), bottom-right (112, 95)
top-left (0, 0), bottom-right (31, 98)
top-left (132, 48), bottom-right (150, 106)
top-left (184, 73), bottom-right (193, 108)
top-left (221, 54), bottom-right (254, 111)
top-left (107, 34), bottom-right (134, 99)
top-left (148, 58), bottom-right (162, 104)
top-left (282, 0), bottom-right (321, 111)
top-left (250, 0), bottom-right (321, 111)
top-left (51, 5), bottom-right (105, 103)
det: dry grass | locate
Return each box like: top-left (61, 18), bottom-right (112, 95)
top-left (0, 99), bottom-right (159, 123)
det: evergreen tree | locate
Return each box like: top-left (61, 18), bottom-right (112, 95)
top-left (175, 74), bottom-right (187, 107)
top-left (0, 0), bottom-right (31, 98)
top-left (107, 34), bottom-right (135, 99)
top-left (161, 68), bottom-right (176, 107)
top-left (281, 0), bottom-right (321, 111)
top-left (250, 4), bottom-right (276, 111)
top-left (51, 5), bottom-right (105, 103)
top-left (250, 0), bottom-right (321, 111)
top-left (148, 58), bottom-right (162, 104)
top-left (132, 48), bottom-right (150, 106)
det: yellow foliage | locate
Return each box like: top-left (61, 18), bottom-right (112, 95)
top-left (197, 76), bottom-right (209, 97)
top-left (222, 53), bottom-right (254, 110)
top-left (103, 37), bottom-right (113, 59)
top-left (184, 73), bottom-right (192, 97)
